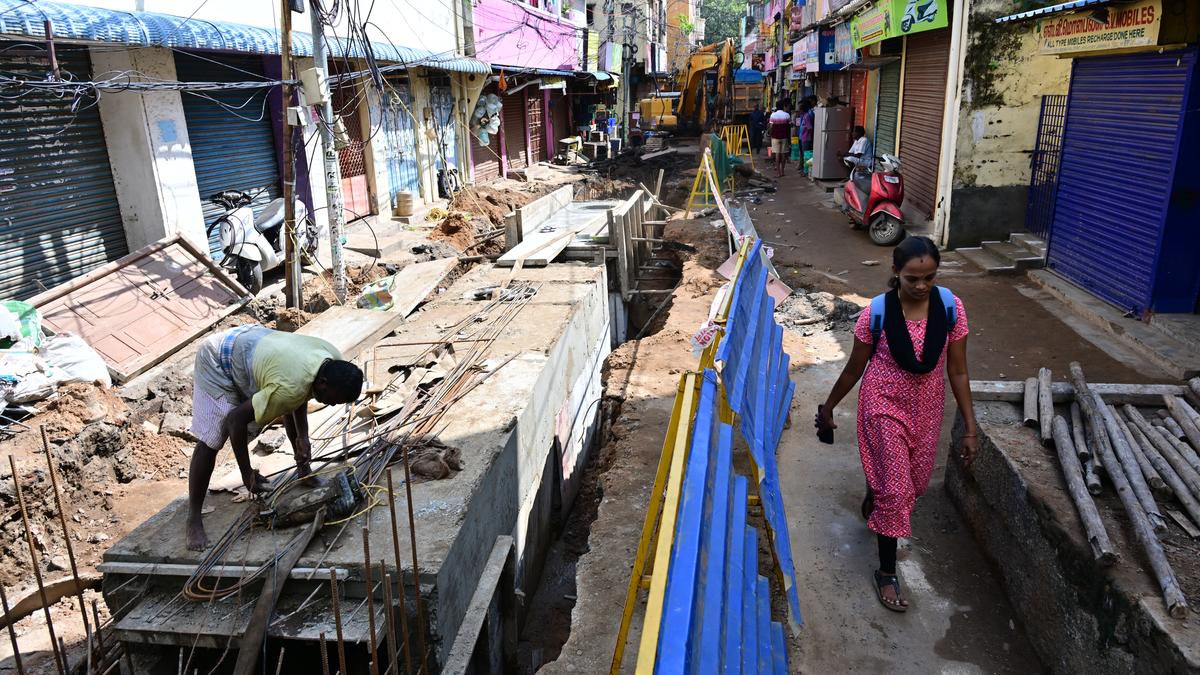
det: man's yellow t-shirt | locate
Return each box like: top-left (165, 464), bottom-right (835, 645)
top-left (250, 332), bottom-right (342, 425)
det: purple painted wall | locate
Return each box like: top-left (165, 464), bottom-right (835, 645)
top-left (474, 0), bottom-right (579, 71)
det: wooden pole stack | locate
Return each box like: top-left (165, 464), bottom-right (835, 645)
top-left (1070, 363), bottom-right (1188, 618)
top-left (1051, 416), bottom-right (1118, 566)
top-left (1038, 368), bottom-right (1054, 447)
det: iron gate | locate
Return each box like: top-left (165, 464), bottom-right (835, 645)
top-left (430, 84), bottom-right (458, 173)
top-left (383, 82), bottom-right (421, 205)
top-left (1024, 94), bottom-right (1066, 242)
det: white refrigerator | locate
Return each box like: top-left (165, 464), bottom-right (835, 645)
top-left (811, 106), bottom-right (853, 180)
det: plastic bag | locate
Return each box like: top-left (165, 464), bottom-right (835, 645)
top-left (0, 300), bottom-right (42, 349)
top-left (356, 274), bottom-right (399, 311)
top-left (8, 371), bottom-right (55, 404)
top-left (41, 333), bottom-right (112, 387)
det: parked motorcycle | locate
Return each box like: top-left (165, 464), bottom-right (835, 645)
top-left (833, 154), bottom-right (906, 246)
top-left (207, 190), bottom-right (316, 294)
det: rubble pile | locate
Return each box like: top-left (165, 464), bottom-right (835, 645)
top-left (774, 291), bottom-right (863, 334)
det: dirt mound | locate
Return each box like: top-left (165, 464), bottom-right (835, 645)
top-left (430, 212), bottom-right (477, 251)
top-left (301, 264), bottom-right (391, 313)
top-left (450, 185), bottom-right (535, 227)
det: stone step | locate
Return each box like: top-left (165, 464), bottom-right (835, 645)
top-left (982, 241), bottom-right (1046, 270)
top-left (1009, 232), bottom-right (1048, 258)
top-left (956, 247), bottom-right (1019, 275)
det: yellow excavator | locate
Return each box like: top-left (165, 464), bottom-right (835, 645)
top-left (639, 38), bottom-right (743, 135)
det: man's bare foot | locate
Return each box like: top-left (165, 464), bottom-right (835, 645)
top-left (186, 519), bottom-right (209, 551)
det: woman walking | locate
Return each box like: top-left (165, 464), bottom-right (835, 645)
top-left (815, 236), bottom-right (979, 612)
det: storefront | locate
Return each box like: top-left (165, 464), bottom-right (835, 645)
top-left (1019, 0), bottom-right (1200, 315)
top-left (850, 0), bottom-right (951, 221)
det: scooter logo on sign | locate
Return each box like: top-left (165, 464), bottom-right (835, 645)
top-left (900, 0), bottom-right (940, 32)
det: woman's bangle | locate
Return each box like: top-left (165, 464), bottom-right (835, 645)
top-left (962, 433), bottom-right (977, 438)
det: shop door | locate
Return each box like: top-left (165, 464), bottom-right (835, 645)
top-left (176, 52), bottom-right (281, 259)
top-left (527, 88), bottom-right (545, 163)
top-left (430, 82), bottom-right (459, 175)
top-left (851, 70), bottom-right (867, 129)
top-left (1046, 50), bottom-right (1195, 314)
top-left (551, 91), bottom-right (570, 148)
top-left (331, 78), bottom-right (371, 221)
top-left (897, 28), bottom-right (951, 220)
top-left (874, 61), bottom-right (901, 155)
top-left (503, 93), bottom-right (528, 173)
top-left (0, 44), bottom-right (128, 299)
top-left (471, 85), bottom-right (501, 183)
top-left (383, 81), bottom-right (421, 209)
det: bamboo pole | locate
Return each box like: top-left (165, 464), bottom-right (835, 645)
top-left (1070, 403), bottom-right (1101, 494)
top-left (1188, 377), bottom-right (1200, 409)
top-left (1050, 416), bottom-right (1118, 565)
top-left (1070, 364), bottom-right (1187, 618)
top-left (9, 455), bottom-right (66, 675)
top-left (1122, 408), bottom-right (1200, 528)
top-left (1124, 406), bottom-right (1200, 492)
top-left (1023, 377), bottom-right (1039, 428)
top-left (1164, 396), bottom-right (1200, 451)
top-left (1092, 393), bottom-right (1167, 533)
top-left (1038, 368), bottom-right (1054, 446)
top-left (1110, 405), bottom-right (1168, 496)
top-left (1162, 416), bottom-right (1187, 441)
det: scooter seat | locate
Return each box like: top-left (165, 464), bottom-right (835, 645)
top-left (852, 174), bottom-right (873, 199)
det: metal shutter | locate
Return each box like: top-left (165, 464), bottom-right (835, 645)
top-left (551, 91), bottom-right (570, 146)
top-left (897, 28), bottom-right (950, 220)
top-left (1046, 50), bottom-right (1195, 314)
top-left (471, 85), bottom-right (501, 183)
top-left (851, 70), bottom-right (867, 129)
top-left (0, 45), bottom-right (128, 300)
top-left (527, 88), bottom-right (545, 163)
top-left (503, 93), bottom-right (527, 172)
top-left (875, 61), bottom-right (900, 156)
top-left (382, 80), bottom-right (420, 208)
top-left (175, 52), bottom-right (280, 259)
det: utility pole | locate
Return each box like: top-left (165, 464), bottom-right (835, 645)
top-left (310, 0), bottom-right (349, 304)
top-left (281, 0), bottom-right (302, 308)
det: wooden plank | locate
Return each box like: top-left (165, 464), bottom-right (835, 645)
top-left (971, 380), bottom-right (1185, 405)
top-left (386, 258), bottom-right (459, 318)
top-left (441, 536), bottom-right (514, 675)
top-left (297, 306), bottom-right (404, 360)
top-left (494, 228), bottom-right (578, 268)
top-left (32, 236), bottom-right (248, 383)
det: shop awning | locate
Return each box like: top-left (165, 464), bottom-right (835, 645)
top-left (0, 0), bottom-right (488, 73)
top-left (994, 0), bottom-right (1115, 23)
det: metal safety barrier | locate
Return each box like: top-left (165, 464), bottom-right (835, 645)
top-left (612, 237), bottom-right (800, 674)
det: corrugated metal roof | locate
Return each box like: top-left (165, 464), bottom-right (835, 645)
top-left (0, 0), bottom-right (490, 73)
top-left (994, 0), bottom-right (1113, 24)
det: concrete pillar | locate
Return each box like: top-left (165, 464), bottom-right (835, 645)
top-left (363, 82), bottom-right (392, 217)
top-left (409, 73), bottom-right (439, 205)
top-left (91, 46), bottom-right (207, 251)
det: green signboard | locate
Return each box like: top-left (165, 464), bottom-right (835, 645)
top-left (849, 0), bottom-right (949, 48)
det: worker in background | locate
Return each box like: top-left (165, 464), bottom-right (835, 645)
top-left (186, 324), bottom-right (364, 550)
top-left (798, 100), bottom-right (815, 176)
top-left (768, 101), bottom-right (793, 178)
top-left (748, 103), bottom-right (766, 155)
top-left (842, 125), bottom-right (874, 178)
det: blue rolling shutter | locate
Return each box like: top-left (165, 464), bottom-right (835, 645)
top-left (1047, 50), bottom-right (1195, 313)
top-left (0, 44), bottom-right (128, 300)
top-left (174, 52), bottom-right (281, 259)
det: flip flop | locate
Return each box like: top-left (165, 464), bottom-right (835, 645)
top-left (861, 489), bottom-right (874, 521)
top-left (874, 570), bottom-right (908, 613)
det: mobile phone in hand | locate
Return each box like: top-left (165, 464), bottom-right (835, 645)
top-left (816, 405), bottom-right (834, 444)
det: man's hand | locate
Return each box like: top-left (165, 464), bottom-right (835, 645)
top-left (241, 469), bottom-right (270, 497)
top-left (959, 434), bottom-right (979, 466)
top-left (293, 437), bottom-right (312, 477)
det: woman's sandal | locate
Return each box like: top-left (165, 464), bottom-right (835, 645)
top-left (861, 489), bottom-right (874, 520)
top-left (874, 570), bottom-right (908, 613)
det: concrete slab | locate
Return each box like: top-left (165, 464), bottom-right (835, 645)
top-left (297, 306), bottom-right (404, 360)
top-left (1029, 270), bottom-right (1200, 379)
top-left (947, 402), bottom-right (1200, 673)
top-left (102, 261), bottom-right (612, 666)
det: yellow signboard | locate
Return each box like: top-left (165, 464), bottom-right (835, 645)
top-left (1036, 0), bottom-right (1161, 55)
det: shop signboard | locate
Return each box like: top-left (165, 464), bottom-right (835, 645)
top-left (819, 27), bottom-right (841, 69)
top-left (849, 0), bottom-right (949, 48)
top-left (834, 23), bottom-right (856, 64)
top-left (793, 41), bottom-right (806, 70)
top-left (804, 31), bottom-right (820, 71)
top-left (1035, 0), bottom-right (1160, 55)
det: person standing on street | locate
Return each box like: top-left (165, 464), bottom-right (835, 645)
top-left (769, 102), bottom-right (793, 178)
top-left (748, 104), bottom-right (766, 155)
top-left (814, 236), bottom-right (979, 612)
top-left (798, 100), bottom-right (815, 176)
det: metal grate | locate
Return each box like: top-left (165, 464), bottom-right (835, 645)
top-left (1024, 94), bottom-right (1066, 242)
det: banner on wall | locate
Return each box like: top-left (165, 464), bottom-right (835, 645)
top-left (1035, 0), bottom-right (1160, 54)
top-left (849, 0), bottom-right (949, 48)
top-left (834, 22), bottom-right (856, 64)
top-left (804, 31), bottom-right (820, 71)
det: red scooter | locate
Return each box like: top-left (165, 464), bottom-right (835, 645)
top-left (834, 154), bottom-right (906, 246)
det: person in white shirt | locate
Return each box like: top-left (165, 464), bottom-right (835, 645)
top-left (768, 103), bottom-right (793, 177)
top-left (842, 125), bottom-right (874, 178)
